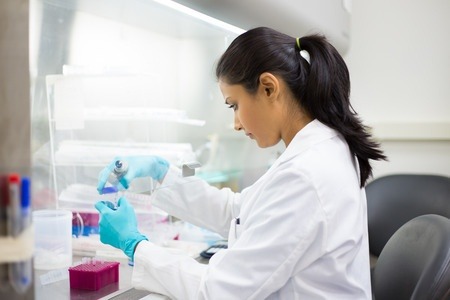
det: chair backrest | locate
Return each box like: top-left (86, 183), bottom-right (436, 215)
top-left (366, 174), bottom-right (450, 256)
top-left (372, 214), bottom-right (450, 300)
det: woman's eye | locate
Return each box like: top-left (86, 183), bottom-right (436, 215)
top-left (228, 104), bottom-right (237, 111)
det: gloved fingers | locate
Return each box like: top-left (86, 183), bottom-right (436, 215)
top-left (116, 196), bottom-right (130, 209)
top-left (116, 197), bottom-right (138, 227)
top-left (99, 230), bottom-right (119, 249)
top-left (151, 156), bottom-right (170, 180)
top-left (97, 157), bottom-right (128, 193)
top-left (97, 159), bottom-right (118, 194)
top-left (99, 232), bottom-right (110, 246)
top-left (97, 156), bottom-right (170, 193)
top-left (95, 200), bottom-right (113, 214)
top-left (121, 156), bottom-right (169, 181)
top-left (97, 169), bottom-right (110, 194)
top-left (118, 174), bottom-right (131, 189)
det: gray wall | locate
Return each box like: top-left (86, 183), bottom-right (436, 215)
top-left (0, 1), bottom-right (33, 299)
top-left (0, 0), bottom-right (31, 176)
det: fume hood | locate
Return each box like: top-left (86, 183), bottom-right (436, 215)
top-left (172, 0), bottom-right (351, 55)
top-left (30, 0), bottom-right (351, 220)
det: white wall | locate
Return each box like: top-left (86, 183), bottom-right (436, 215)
top-left (346, 0), bottom-right (450, 180)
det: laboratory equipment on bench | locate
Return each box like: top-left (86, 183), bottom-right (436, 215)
top-left (33, 209), bottom-right (73, 270)
top-left (182, 161), bottom-right (202, 177)
top-left (0, 174), bottom-right (34, 296)
top-left (68, 258), bottom-right (120, 291)
top-left (200, 240), bottom-right (228, 259)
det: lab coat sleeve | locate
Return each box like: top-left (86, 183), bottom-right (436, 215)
top-left (132, 241), bottom-right (208, 299)
top-left (132, 167), bottom-right (327, 299)
top-left (151, 166), bottom-right (241, 237)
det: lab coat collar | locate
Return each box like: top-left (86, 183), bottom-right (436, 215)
top-left (273, 119), bottom-right (339, 168)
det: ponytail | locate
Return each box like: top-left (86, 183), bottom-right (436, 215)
top-left (216, 27), bottom-right (387, 187)
top-left (298, 35), bottom-right (387, 187)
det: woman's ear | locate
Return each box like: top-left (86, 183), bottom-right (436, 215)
top-left (259, 72), bottom-right (279, 99)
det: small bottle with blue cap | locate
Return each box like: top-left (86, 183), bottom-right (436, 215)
top-left (108, 160), bottom-right (128, 187)
top-left (100, 160), bottom-right (129, 210)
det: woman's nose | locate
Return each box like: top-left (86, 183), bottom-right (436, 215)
top-left (234, 115), bottom-right (243, 131)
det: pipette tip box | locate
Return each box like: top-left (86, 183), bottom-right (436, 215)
top-left (68, 260), bottom-right (120, 290)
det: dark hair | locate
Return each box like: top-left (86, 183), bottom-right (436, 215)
top-left (216, 27), bottom-right (387, 187)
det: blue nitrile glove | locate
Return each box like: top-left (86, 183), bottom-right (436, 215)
top-left (97, 156), bottom-right (169, 194)
top-left (95, 197), bottom-right (148, 260)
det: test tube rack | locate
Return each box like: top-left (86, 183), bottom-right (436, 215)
top-left (68, 259), bottom-right (120, 291)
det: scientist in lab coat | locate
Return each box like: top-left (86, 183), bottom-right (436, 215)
top-left (95, 27), bottom-right (387, 299)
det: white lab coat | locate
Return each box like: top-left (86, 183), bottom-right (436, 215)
top-left (132, 119), bottom-right (372, 299)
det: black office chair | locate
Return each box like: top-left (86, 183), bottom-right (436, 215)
top-left (366, 174), bottom-right (450, 258)
top-left (372, 214), bottom-right (450, 300)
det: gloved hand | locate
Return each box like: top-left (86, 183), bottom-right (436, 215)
top-left (95, 197), bottom-right (148, 260)
top-left (97, 156), bottom-right (169, 194)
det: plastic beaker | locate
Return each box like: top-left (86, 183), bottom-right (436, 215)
top-left (33, 209), bottom-right (73, 270)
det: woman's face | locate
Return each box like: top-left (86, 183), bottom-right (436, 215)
top-left (218, 80), bottom-right (282, 148)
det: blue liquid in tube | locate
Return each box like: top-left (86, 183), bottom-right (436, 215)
top-left (101, 186), bottom-right (119, 210)
top-left (100, 186), bottom-right (118, 194)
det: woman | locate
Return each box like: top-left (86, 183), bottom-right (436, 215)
top-left (95, 27), bottom-right (386, 299)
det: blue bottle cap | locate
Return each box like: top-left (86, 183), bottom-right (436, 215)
top-left (101, 186), bottom-right (119, 194)
top-left (21, 177), bottom-right (31, 209)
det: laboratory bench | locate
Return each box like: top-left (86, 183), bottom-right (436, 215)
top-left (34, 255), bottom-right (210, 300)
top-left (34, 255), bottom-right (158, 300)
